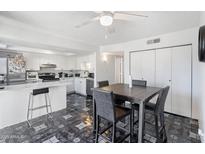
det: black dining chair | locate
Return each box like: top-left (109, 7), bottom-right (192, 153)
top-left (93, 88), bottom-right (132, 143)
top-left (133, 86), bottom-right (170, 143)
top-left (98, 80), bottom-right (109, 88)
top-left (132, 80), bottom-right (147, 87)
top-left (131, 80), bottom-right (147, 124)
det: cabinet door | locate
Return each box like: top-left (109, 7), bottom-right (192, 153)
top-left (141, 50), bottom-right (156, 86)
top-left (74, 78), bottom-right (80, 93)
top-left (67, 78), bottom-right (74, 93)
top-left (171, 45), bottom-right (192, 117)
top-left (80, 78), bottom-right (87, 95)
top-left (130, 52), bottom-right (142, 80)
top-left (156, 48), bottom-right (172, 112)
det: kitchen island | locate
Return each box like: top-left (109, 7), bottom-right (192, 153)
top-left (0, 80), bottom-right (71, 129)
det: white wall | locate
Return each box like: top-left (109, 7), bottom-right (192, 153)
top-left (100, 28), bottom-right (200, 121)
top-left (23, 52), bottom-right (76, 70)
top-left (95, 52), bottom-right (116, 87)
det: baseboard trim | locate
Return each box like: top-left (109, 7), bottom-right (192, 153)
top-left (164, 111), bottom-right (196, 120)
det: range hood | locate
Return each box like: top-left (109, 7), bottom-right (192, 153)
top-left (40, 64), bottom-right (57, 71)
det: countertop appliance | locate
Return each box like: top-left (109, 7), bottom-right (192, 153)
top-left (86, 78), bottom-right (94, 97)
top-left (80, 71), bottom-right (89, 78)
top-left (88, 73), bottom-right (94, 78)
top-left (26, 71), bottom-right (39, 81)
top-left (0, 74), bottom-right (6, 84)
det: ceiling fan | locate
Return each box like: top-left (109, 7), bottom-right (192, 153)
top-left (75, 11), bottom-right (148, 28)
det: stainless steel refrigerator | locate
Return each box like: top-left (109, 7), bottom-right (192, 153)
top-left (0, 52), bottom-right (26, 84)
top-left (0, 57), bottom-right (7, 84)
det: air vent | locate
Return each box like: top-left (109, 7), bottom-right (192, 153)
top-left (147, 38), bottom-right (160, 44)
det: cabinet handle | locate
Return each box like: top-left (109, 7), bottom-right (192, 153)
top-left (169, 80), bottom-right (171, 82)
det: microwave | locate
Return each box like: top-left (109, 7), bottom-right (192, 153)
top-left (26, 71), bottom-right (39, 81)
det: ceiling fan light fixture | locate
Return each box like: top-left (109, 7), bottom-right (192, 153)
top-left (100, 15), bottom-right (113, 26)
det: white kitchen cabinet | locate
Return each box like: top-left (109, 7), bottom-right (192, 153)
top-left (74, 78), bottom-right (86, 95)
top-left (130, 45), bottom-right (192, 117)
top-left (66, 78), bottom-right (74, 94)
top-left (130, 50), bottom-right (155, 86)
top-left (171, 46), bottom-right (192, 117)
top-left (76, 53), bottom-right (95, 72)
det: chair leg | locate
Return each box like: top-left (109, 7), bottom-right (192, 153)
top-left (112, 122), bottom-right (116, 143)
top-left (160, 113), bottom-right (167, 142)
top-left (45, 94), bottom-right (49, 117)
top-left (154, 115), bottom-right (160, 143)
top-left (95, 116), bottom-right (99, 143)
top-left (46, 93), bottom-right (53, 119)
top-left (129, 113), bottom-right (132, 143)
top-left (132, 108), bottom-right (136, 134)
top-left (27, 93), bottom-right (32, 127)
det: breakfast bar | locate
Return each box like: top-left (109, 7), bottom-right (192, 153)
top-left (0, 80), bottom-right (70, 129)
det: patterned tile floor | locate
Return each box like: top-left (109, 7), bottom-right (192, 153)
top-left (0, 93), bottom-right (201, 143)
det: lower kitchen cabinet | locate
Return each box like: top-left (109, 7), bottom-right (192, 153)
top-left (66, 77), bottom-right (92, 96)
top-left (74, 77), bottom-right (87, 95)
top-left (66, 78), bottom-right (75, 94)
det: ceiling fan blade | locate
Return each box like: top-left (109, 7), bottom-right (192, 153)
top-left (115, 11), bottom-right (148, 18)
top-left (93, 11), bottom-right (103, 14)
top-left (114, 13), bottom-right (148, 22)
top-left (75, 17), bottom-right (99, 28)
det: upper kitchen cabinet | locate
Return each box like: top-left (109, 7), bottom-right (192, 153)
top-left (24, 53), bottom-right (76, 70)
top-left (76, 53), bottom-right (96, 72)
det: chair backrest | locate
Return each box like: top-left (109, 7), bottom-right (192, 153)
top-left (132, 80), bottom-right (147, 87)
top-left (98, 80), bottom-right (109, 88)
top-left (155, 86), bottom-right (170, 114)
top-left (93, 88), bottom-right (115, 122)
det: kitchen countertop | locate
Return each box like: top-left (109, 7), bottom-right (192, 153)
top-left (0, 76), bottom-right (94, 92)
top-left (0, 79), bottom-right (71, 92)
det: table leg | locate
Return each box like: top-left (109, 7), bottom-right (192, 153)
top-left (138, 102), bottom-right (145, 143)
top-left (130, 104), bottom-right (133, 142)
top-left (93, 97), bottom-right (96, 133)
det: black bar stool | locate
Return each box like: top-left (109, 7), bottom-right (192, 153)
top-left (27, 87), bottom-right (53, 127)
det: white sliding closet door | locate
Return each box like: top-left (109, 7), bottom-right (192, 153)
top-left (141, 50), bottom-right (156, 86)
top-left (156, 48), bottom-right (172, 113)
top-left (130, 52), bottom-right (142, 80)
top-left (171, 45), bottom-right (192, 117)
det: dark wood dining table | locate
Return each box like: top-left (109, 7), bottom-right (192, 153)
top-left (92, 83), bottom-right (162, 143)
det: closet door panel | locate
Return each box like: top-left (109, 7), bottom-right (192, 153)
top-left (172, 45), bottom-right (192, 117)
top-left (141, 50), bottom-right (156, 86)
top-left (156, 48), bottom-right (172, 113)
top-left (130, 52), bottom-right (142, 80)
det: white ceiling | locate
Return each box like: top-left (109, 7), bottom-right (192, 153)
top-left (0, 11), bottom-right (200, 55)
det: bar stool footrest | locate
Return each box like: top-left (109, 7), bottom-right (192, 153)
top-left (29, 105), bottom-right (51, 111)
